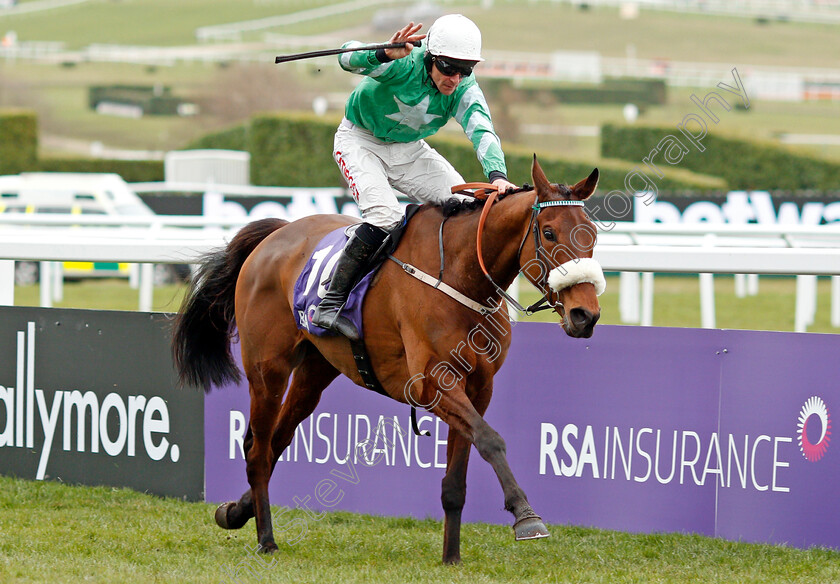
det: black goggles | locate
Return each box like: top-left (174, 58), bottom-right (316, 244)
top-left (432, 56), bottom-right (475, 78)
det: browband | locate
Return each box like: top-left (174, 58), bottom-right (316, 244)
top-left (534, 200), bottom-right (584, 209)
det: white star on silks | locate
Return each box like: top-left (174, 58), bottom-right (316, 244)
top-left (385, 95), bottom-right (441, 131)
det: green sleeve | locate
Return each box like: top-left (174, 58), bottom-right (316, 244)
top-left (453, 82), bottom-right (508, 179)
top-left (337, 42), bottom-right (403, 81)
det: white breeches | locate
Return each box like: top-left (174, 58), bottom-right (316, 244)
top-left (334, 119), bottom-right (469, 229)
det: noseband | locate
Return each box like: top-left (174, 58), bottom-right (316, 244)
top-left (476, 189), bottom-right (604, 317)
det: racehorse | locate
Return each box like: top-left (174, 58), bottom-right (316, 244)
top-left (172, 156), bottom-right (604, 564)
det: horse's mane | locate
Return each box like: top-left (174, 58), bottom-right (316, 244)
top-left (437, 184), bottom-right (538, 217)
top-left (439, 196), bottom-right (486, 217)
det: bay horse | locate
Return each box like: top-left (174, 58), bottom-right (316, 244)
top-left (172, 157), bottom-right (603, 564)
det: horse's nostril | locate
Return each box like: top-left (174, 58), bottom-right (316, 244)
top-left (569, 307), bottom-right (595, 328)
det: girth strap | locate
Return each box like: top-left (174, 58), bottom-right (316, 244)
top-left (349, 338), bottom-right (386, 396)
top-left (349, 338), bottom-right (429, 437)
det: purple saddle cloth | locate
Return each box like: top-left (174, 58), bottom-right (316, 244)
top-left (292, 227), bottom-right (377, 338)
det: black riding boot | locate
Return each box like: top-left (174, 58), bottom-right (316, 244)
top-left (310, 222), bottom-right (390, 340)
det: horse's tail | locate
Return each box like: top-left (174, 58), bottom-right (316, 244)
top-left (172, 217), bottom-right (288, 392)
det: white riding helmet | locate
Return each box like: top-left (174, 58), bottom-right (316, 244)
top-left (426, 14), bottom-right (484, 62)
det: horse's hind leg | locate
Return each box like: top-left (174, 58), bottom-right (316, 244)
top-left (230, 345), bottom-right (338, 553)
top-left (215, 424), bottom-right (255, 529)
top-left (262, 349), bottom-right (338, 547)
top-left (237, 352), bottom-right (293, 553)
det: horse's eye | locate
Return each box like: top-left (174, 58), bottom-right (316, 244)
top-left (542, 228), bottom-right (556, 242)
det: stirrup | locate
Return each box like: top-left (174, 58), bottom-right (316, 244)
top-left (314, 312), bottom-right (359, 341)
top-left (311, 303), bottom-right (360, 341)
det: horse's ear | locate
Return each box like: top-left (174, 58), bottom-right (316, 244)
top-left (571, 168), bottom-right (599, 200)
top-left (531, 154), bottom-right (551, 195)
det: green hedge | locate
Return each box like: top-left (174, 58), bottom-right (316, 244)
top-left (601, 123), bottom-right (840, 190)
top-left (89, 85), bottom-right (172, 109)
top-left (429, 136), bottom-right (715, 192)
top-left (38, 158), bottom-right (164, 182)
top-left (482, 78), bottom-right (667, 106)
top-left (89, 85), bottom-right (191, 116)
top-left (0, 110), bottom-right (163, 180)
top-left (192, 113), bottom-right (720, 193)
top-left (0, 109), bottom-right (723, 191)
top-left (0, 110), bottom-right (38, 175)
top-left (249, 113), bottom-right (342, 187)
top-left (186, 124), bottom-right (248, 152)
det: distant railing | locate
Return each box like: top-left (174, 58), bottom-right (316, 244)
top-left (543, 0), bottom-right (840, 25)
top-left (0, 41), bottom-right (65, 59)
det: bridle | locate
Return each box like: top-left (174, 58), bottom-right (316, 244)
top-left (475, 186), bottom-right (588, 317)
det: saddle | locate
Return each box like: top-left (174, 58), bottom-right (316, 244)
top-left (292, 205), bottom-right (421, 340)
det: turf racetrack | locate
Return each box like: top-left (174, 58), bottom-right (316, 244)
top-left (1, 476), bottom-right (838, 583)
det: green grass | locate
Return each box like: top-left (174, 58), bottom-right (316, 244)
top-left (0, 0), bottom-right (344, 48)
top-left (13, 279), bottom-right (187, 313)
top-left (469, 2), bottom-right (840, 69)
top-left (3, 0), bottom-right (839, 67)
top-left (12, 275), bottom-right (840, 335)
top-left (15, 55), bottom-right (840, 163)
top-left (0, 475), bottom-right (837, 584)
top-left (520, 274), bottom-right (840, 334)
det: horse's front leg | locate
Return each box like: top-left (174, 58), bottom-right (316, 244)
top-left (441, 429), bottom-right (471, 564)
top-left (472, 415), bottom-right (549, 540)
top-left (431, 386), bottom-right (550, 542)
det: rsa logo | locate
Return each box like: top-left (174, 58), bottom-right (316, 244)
top-left (797, 396), bottom-right (831, 463)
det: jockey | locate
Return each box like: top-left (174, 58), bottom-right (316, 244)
top-left (311, 14), bottom-right (516, 337)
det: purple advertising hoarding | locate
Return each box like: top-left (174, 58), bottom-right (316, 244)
top-left (205, 323), bottom-right (839, 550)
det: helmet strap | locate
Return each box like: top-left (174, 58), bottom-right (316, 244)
top-left (422, 52), bottom-right (439, 92)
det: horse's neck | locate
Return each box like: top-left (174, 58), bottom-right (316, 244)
top-left (445, 190), bottom-right (534, 301)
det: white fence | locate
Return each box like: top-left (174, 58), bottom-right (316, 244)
top-left (598, 221), bottom-right (840, 331)
top-left (1, 211), bottom-right (838, 332)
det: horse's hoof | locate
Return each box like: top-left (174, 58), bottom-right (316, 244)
top-left (513, 516), bottom-right (550, 541)
top-left (258, 542), bottom-right (279, 554)
top-left (215, 502), bottom-right (237, 529)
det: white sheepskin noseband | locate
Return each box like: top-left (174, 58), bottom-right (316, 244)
top-left (547, 258), bottom-right (606, 296)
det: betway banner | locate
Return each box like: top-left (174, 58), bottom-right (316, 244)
top-left (629, 190), bottom-right (840, 225)
top-left (206, 324), bottom-right (839, 550)
top-left (139, 189), bottom-right (361, 221)
top-left (0, 308), bottom-right (204, 500)
top-left (138, 188), bottom-right (840, 227)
